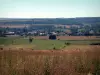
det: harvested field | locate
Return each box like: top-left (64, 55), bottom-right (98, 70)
top-left (0, 24), bottom-right (29, 28)
top-left (34, 36), bottom-right (100, 40)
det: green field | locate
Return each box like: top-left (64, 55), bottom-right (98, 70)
top-left (0, 37), bottom-right (100, 50)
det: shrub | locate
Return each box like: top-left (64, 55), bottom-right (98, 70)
top-left (90, 43), bottom-right (100, 45)
top-left (0, 47), bottom-right (3, 50)
top-left (53, 46), bottom-right (56, 50)
top-left (65, 42), bottom-right (71, 45)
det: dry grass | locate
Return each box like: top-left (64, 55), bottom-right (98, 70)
top-left (0, 25), bottom-right (29, 28)
top-left (0, 46), bottom-right (100, 75)
top-left (34, 36), bottom-right (100, 40)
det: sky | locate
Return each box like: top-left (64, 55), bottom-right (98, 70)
top-left (0, 0), bottom-right (100, 18)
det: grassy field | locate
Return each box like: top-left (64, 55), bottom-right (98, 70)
top-left (0, 36), bottom-right (100, 50)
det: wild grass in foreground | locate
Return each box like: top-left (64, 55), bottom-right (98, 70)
top-left (0, 46), bottom-right (100, 75)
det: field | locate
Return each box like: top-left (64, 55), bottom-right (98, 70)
top-left (0, 36), bottom-right (100, 50)
top-left (0, 36), bottom-right (100, 75)
top-left (34, 36), bottom-right (100, 40)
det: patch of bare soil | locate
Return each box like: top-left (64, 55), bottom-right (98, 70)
top-left (34, 36), bottom-right (100, 40)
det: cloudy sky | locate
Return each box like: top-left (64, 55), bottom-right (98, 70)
top-left (0, 0), bottom-right (100, 18)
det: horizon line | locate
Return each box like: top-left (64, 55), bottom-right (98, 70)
top-left (0, 16), bottom-right (100, 19)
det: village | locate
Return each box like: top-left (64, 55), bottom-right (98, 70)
top-left (0, 23), bottom-right (98, 37)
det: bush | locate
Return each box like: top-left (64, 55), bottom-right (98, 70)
top-left (65, 42), bottom-right (71, 45)
top-left (58, 38), bottom-right (60, 40)
top-left (0, 47), bottom-right (3, 50)
top-left (53, 46), bottom-right (56, 50)
top-left (90, 43), bottom-right (100, 45)
top-left (0, 46), bottom-right (3, 50)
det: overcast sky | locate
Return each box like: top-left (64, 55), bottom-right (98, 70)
top-left (0, 0), bottom-right (100, 18)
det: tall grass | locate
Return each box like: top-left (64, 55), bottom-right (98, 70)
top-left (0, 46), bottom-right (100, 75)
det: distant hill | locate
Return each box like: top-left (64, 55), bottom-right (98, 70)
top-left (0, 17), bottom-right (100, 25)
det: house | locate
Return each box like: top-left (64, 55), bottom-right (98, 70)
top-left (65, 25), bottom-right (71, 28)
top-left (5, 31), bottom-right (15, 35)
top-left (71, 25), bottom-right (80, 28)
top-left (5, 31), bottom-right (20, 37)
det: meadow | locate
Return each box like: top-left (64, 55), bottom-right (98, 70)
top-left (0, 36), bottom-right (100, 50)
